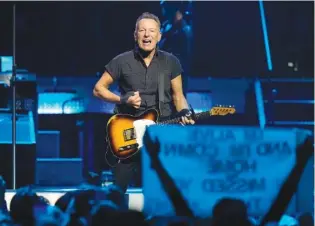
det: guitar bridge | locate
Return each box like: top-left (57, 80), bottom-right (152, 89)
top-left (123, 128), bottom-right (136, 141)
top-left (118, 143), bottom-right (139, 152)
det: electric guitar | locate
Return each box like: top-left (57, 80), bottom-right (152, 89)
top-left (105, 105), bottom-right (236, 166)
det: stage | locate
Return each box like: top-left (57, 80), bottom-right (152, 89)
top-left (4, 187), bottom-right (144, 211)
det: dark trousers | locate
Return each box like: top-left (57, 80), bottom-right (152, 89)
top-left (112, 153), bottom-right (141, 193)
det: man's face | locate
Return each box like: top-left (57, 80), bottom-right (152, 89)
top-left (135, 18), bottom-right (161, 52)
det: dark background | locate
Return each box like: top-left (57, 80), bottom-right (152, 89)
top-left (0, 1), bottom-right (313, 77)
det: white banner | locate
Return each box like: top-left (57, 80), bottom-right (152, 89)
top-left (142, 125), bottom-right (297, 217)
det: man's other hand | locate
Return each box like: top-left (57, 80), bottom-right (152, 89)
top-left (127, 91), bottom-right (142, 109)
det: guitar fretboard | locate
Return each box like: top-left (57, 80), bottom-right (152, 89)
top-left (157, 111), bottom-right (210, 125)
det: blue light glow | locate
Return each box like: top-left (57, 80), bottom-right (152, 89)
top-left (255, 79), bottom-right (266, 129)
top-left (38, 93), bottom-right (85, 114)
top-left (0, 56), bottom-right (13, 72)
top-left (259, 0), bottom-right (273, 71)
top-left (0, 111), bottom-right (36, 144)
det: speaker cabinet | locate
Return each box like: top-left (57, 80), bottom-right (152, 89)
top-left (36, 158), bottom-right (83, 187)
top-left (37, 130), bottom-right (60, 158)
top-left (0, 111), bottom-right (36, 189)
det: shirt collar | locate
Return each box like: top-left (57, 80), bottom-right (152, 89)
top-left (133, 44), bottom-right (160, 60)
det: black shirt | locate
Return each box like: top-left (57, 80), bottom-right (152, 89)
top-left (105, 47), bottom-right (183, 117)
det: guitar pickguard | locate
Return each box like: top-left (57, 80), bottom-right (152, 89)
top-left (133, 119), bottom-right (156, 149)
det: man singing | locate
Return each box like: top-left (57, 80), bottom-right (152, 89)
top-left (93, 12), bottom-right (194, 193)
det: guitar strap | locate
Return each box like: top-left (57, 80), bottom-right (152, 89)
top-left (158, 69), bottom-right (164, 115)
top-left (157, 52), bottom-right (167, 117)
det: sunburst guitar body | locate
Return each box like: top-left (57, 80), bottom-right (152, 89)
top-left (105, 106), bottom-right (236, 166)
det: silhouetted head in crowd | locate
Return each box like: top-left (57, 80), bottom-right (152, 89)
top-left (90, 200), bottom-right (119, 226)
top-left (55, 191), bottom-right (76, 213)
top-left (10, 186), bottom-right (48, 226)
top-left (67, 189), bottom-right (98, 219)
top-left (31, 185), bottom-right (133, 226)
top-left (91, 202), bottom-right (148, 226)
top-left (37, 205), bottom-right (69, 226)
top-left (116, 209), bottom-right (148, 226)
top-left (212, 198), bottom-right (252, 226)
top-left (104, 184), bottom-right (127, 210)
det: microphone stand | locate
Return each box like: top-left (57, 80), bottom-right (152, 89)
top-left (11, 4), bottom-right (17, 190)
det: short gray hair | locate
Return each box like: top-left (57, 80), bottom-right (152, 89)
top-left (135, 12), bottom-right (161, 32)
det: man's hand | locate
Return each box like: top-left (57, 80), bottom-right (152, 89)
top-left (179, 109), bottom-right (195, 126)
top-left (126, 91), bottom-right (141, 109)
top-left (180, 116), bottom-right (195, 126)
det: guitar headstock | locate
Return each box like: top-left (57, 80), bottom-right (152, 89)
top-left (209, 105), bottom-right (236, 116)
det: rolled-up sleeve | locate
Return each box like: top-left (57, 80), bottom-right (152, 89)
top-left (105, 56), bottom-right (121, 80)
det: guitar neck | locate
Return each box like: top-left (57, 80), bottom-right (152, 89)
top-left (157, 111), bottom-right (210, 125)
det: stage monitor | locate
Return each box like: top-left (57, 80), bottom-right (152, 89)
top-left (0, 56), bottom-right (13, 73)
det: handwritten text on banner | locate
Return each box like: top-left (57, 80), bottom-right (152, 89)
top-left (142, 126), bottom-right (297, 217)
